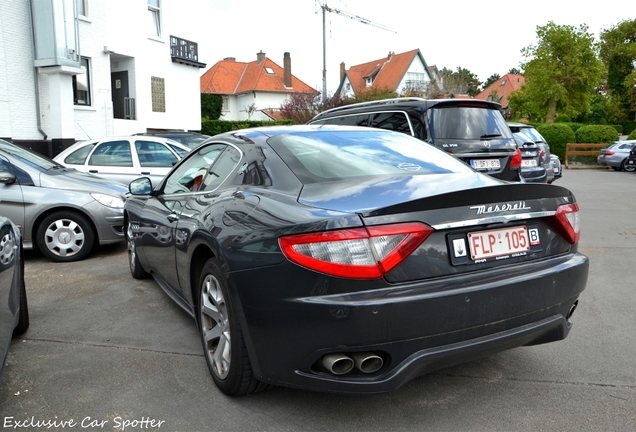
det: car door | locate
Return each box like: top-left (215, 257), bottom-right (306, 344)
top-left (133, 139), bottom-right (181, 185)
top-left (137, 143), bottom-right (227, 294)
top-left (85, 140), bottom-right (138, 184)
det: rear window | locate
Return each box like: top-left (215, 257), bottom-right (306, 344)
top-left (268, 130), bottom-right (473, 184)
top-left (429, 107), bottom-right (512, 140)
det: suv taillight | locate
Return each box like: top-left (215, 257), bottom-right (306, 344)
top-left (279, 223), bottom-right (433, 279)
top-left (510, 148), bottom-right (522, 169)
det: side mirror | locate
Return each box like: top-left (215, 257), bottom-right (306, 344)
top-left (0, 171), bottom-right (16, 184)
top-left (129, 177), bottom-right (153, 195)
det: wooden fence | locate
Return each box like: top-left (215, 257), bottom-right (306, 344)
top-left (564, 143), bottom-right (606, 168)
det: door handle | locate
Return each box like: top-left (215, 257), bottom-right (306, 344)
top-left (141, 171), bottom-right (150, 175)
top-left (167, 213), bottom-right (179, 223)
top-left (89, 170), bottom-right (98, 173)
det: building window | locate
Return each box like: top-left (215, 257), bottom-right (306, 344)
top-left (265, 67), bottom-right (275, 74)
top-left (222, 96), bottom-right (229, 111)
top-left (148, 0), bottom-right (161, 37)
top-left (75, 0), bottom-right (87, 17)
top-left (73, 57), bottom-right (91, 106)
top-left (405, 72), bottom-right (426, 89)
top-left (151, 77), bottom-right (165, 112)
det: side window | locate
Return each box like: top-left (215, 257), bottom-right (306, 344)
top-left (88, 141), bottom-right (133, 167)
top-left (327, 114), bottom-right (369, 126)
top-left (163, 144), bottom-right (226, 194)
top-left (63, 143), bottom-right (96, 165)
top-left (201, 146), bottom-right (242, 191)
top-left (169, 144), bottom-right (190, 157)
top-left (134, 140), bottom-right (177, 167)
top-left (371, 112), bottom-right (412, 135)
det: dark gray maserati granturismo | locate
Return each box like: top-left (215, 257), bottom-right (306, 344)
top-left (123, 125), bottom-right (588, 396)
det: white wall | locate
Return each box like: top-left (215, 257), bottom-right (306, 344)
top-left (223, 91), bottom-right (291, 121)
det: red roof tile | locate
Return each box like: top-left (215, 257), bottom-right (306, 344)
top-left (341, 49), bottom-right (424, 95)
top-left (201, 55), bottom-right (318, 95)
top-left (475, 74), bottom-right (525, 108)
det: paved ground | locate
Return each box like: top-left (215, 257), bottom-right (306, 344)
top-left (1, 168), bottom-right (635, 431)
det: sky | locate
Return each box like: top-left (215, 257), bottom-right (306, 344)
top-left (192, 0), bottom-right (634, 95)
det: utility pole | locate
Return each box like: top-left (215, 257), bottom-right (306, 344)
top-left (317, 1), bottom-right (396, 101)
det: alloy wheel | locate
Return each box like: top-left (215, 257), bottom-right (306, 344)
top-left (200, 274), bottom-right (231, 379)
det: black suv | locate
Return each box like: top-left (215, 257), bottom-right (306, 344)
top-left (626, 146), bottom-right (636, 172)
top-left (308, 98), bottom-right (521, 181)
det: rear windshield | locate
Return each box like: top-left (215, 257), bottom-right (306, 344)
top-left (518, 127), bottom-right (546, 143)
top-left (429, 107), bottom-right (512, 140)
top-left (268, 130), bottom-right (474, 184)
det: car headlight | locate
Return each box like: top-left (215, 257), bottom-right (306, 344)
top-left (91, 193), bottom-right (125, 209)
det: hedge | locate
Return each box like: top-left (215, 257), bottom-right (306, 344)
top-left (575, 125), bottom-right (619, 144)
top-left (200, 119), bottom-right (294, 136)
top-left (536, 124), bottom-right (575, 160)
top-left (628, 129), bottom-right (636, 140)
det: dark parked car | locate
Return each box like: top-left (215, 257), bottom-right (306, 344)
top-left (508, 123), bottom-right (553, 183)
top-left (596, 141), bottom-right (636, 172)
top-left (124, 125), bottom-right (588, 396)
top-left (512, 132), bottom-right (547, 183)
top-left (134, 132), bottom-right (211, 150)
top-left (0, 217), bottom-right (29, 379)
top-left (550, 154), bottom-right (563, 182)
top-left (626, 146), bottom-right (636, 171)
top-left (308, 98), bottom-right (522, 182)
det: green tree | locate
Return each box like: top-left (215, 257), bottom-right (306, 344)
top-left (353, 87), bottom-right (398, 103)
top-left (201, 93), bottom-right (223, 120)
top-left (439, 67), bottom-right (481, 97)
top-left (482, 73), bottom-right (501, 90)
top-left (508, 67), bottom-right (523, 75)
top-left (599, 19), bottom-right (636, 122)
top-left (513, 22), bottom-right (603, 123)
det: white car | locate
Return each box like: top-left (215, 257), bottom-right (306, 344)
top-left (54, 136), bottom-right (191, 186)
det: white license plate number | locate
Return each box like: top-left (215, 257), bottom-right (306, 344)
top-left (629, 160), bottom-right (635, 165)
top-left (521, 160), bottom-right (537, 167)
top-left (468, 226), bottom-right (531, 260)
top-left (470, 159), bottom-right (500, 169)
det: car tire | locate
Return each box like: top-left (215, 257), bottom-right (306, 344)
top-left (623, 159), bottom-right (636, 172)
top-left (37, 211), bottom-right (95, 262)
top-left (126, 220), bottom-right (149, 279)
top-left (14, 246), bottom-right (29, 335)
top-left (197, 258), bottom-right (269, 396)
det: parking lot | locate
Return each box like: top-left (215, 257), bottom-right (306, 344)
top-left (1, 168), bottom-right (635, 431)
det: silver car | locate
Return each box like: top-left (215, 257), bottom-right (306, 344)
top-left (0, 139), bottom-right (127, 262)
top-left (54, 136), bottom-right (191, 185)
top-left (596, 141), bottom-right (636, 172)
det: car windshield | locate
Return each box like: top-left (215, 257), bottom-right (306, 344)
top-left (428, 106), bottom-right (513, 140)
top-left (268, 130), bottom-right (474, 184)
top-left (0, 139), bottom-right (60, 172)
top-left (519, 127), bottom-right (546, 143)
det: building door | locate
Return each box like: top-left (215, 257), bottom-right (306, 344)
top-left (111, 71), bottom-right (129, 119)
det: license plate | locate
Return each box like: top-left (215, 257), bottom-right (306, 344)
top-left (470, 159), bottom-right (500, 169)
top-left (521, 160), bottom-right (537, 167)
top-left (629, 160), bottom-right (635, 165)
top-left (468, 226), bottom-right (531, 260)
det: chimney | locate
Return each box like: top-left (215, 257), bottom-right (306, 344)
top-left (223, 57), bottom-right (236, 62)
top-left (283, 52), bottom-right (292, 88)
top-left (256, 50), bottom-right (265, 63)
top-left (387, 51), bottom-right (393, 61)
top-left (340, 62), bottom-right (346, 80)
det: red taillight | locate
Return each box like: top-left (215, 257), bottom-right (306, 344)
top-left (550, 203), bottom-right (581, 244)
top-left (279, 223), bottom-right (433, 279)
top-left (540, 150), bottom-right (545, 158)
top-left (605, 150), bottom-right (615, 156)
top-left (510, 148), bottom-right (522, 169)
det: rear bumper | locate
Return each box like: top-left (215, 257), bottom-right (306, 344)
top-left (521, 166), bottom-right (548, 183)
top-left (231, 252), bottom-right (589, 394)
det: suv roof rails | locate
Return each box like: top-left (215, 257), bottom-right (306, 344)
top-left (317, 97), bottom-right (428, 116)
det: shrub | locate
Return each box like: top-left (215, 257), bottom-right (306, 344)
top-left (623, 121), bottom-right (636, 136)
top-left (554, 114), bottom-right (571, 122)
top-left (628, 129), bottom-right (636, 140)
top-left (610, 124), bottom-right (623, 134)
top-left (575, 125), bottom-right (619, 144)
top-left (536, 124), bottom-right (576, 160)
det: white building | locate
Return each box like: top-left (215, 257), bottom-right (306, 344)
top-left (0, 0), bottom-right (207, 157)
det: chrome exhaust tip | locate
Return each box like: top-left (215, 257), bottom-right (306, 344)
top-left (321, 353), bottom-right (354, 375)
top-left (566, 300), bottom-right (578, 320)
top-left (350, 352), bottom-right (383, 374)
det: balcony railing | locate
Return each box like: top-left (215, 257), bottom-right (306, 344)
top-left (124, 97), bottom-right (136, 120)
top-left (170, 36), bottom-right (206, 68)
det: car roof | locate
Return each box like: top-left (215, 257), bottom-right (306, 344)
top-left (310, 98), bottom-right (503, 121)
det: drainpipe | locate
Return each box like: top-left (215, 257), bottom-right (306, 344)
top-left (27, 0), bottom-right (48, 142)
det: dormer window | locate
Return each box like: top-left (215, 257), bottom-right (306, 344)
top-left (365, 77), bottom-right (373, 87)
top-left (501, 80), bottom-right (507, 86)
top-left (265, 67), bottom-right (275, 74)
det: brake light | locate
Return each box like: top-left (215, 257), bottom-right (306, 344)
top-left (605, 150), bottom-right (615, 155)
top-left (279, 223), bottom-right (433, 279)
top-left (510, 148), bottom-right (522, 169)
top-left (540, 150), bottom-right (545, 158)
top-left (550, 203), bottom-right (580, 244)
